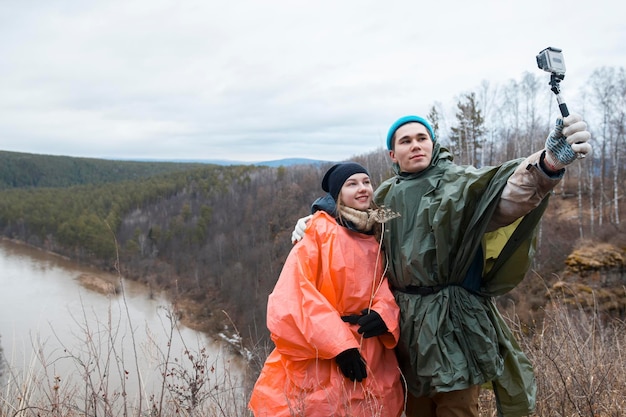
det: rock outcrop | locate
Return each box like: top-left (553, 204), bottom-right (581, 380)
top-left (547, 242), bottom-right (626, 315)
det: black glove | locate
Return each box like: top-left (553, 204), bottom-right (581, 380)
top-left (335, 348), bottom-right (367, 382)
top-left (357, 309), bottom-right (388, 338)
top-left (340, 313), bottom-right (361, 325)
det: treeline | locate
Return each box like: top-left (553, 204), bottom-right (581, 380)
top-left (0, 150), bottom-right (206, 189)
top-left (0, 160), bottom-right (245, 260)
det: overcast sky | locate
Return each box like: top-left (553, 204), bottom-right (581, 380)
top-left (1, 0), bottom-right (624, 163)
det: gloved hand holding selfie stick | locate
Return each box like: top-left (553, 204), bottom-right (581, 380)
top-left (537, 47), bottom-right (590, 162)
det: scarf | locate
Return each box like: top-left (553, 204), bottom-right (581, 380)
top-left (339, 206), bottom-right (401, 234)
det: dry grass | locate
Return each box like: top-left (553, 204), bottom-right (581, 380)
top-left (479, 297), bottom-right (626, 416)
top-left (4, 295), bottom-right (624, 416)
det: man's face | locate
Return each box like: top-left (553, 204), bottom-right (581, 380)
top-left (388, 122), bottom-right (434, 173)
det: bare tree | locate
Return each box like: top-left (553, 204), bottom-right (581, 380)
top-left (519, 72), bottom-right (543, 154)
top-left (588, 67), bottom-right (618, 227)
top-left (477, 81), bottom-right (499, 166)
top-left (499, 79), bottom-right (524, 161)
top-left (611, 67), bottom-right (626, 225)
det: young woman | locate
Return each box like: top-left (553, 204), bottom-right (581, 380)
top-left (248, 162), bottom-right (403, 417)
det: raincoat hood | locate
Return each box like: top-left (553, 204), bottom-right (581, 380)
top-left (311, 193), bottom-right (337, 216)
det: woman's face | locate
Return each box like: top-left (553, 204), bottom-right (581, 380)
top-left (339, 173), bottom-right (373, 211)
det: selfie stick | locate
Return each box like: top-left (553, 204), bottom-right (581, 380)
top-left (537, 47), bottom-right (587, 158)
top-left (549, 73), bottom-right (569, 117)
top-left (536, 46), bottom-right (569, 117)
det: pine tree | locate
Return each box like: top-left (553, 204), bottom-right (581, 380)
top-left (449, 92), bottom-right (486, 166)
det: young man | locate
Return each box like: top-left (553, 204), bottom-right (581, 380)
top-left (293, 114), bottom-right (591, 417)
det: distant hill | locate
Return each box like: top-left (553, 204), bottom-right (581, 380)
top-left (0, 150), bottom-right (333, 189)
top-left (253, 158), bottom-right (331, 167)
top-left (122, 157), bottom-right (332, 167)
top-left (0, 151), bottom-right (207, 189)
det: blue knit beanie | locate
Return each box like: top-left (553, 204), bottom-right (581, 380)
top-left (322, 162), bottom-right (369, 201)
top-left (386, 115), bottom-right (436, 150)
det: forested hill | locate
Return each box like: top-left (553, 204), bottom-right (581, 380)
top-left (0, 150), bottom-right (208, 189)
top-left (0, 149), bottom-right (392, 346)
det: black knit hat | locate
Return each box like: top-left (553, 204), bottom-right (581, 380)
top-left (321, 162), bottom-right (370, 201)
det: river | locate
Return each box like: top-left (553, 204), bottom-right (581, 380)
top-left (0, 239), bottom-right (248, 415)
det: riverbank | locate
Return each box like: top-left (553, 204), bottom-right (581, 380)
top-left (0, 237), bottom-right (251, 361)
top-left (0, 239), bottom-right (251, 416)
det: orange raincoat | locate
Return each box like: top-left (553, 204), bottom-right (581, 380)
top-left (249, 211), bottom-right (403, 417)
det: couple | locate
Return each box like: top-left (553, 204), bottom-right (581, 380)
top-left (249, 112), bottom-right (592, 417)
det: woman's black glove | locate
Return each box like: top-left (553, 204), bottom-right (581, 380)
top-left (335, 348), bottom-right (367, 382)
top-left (357, 309), bottom-right (388, 338)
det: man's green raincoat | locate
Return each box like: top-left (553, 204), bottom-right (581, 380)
top-left (375, 143), bottom-right (561, 417)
